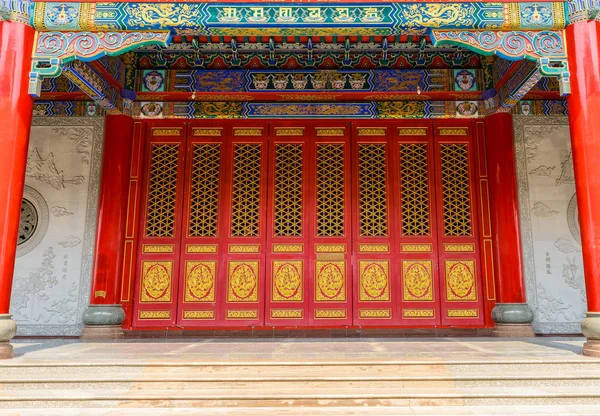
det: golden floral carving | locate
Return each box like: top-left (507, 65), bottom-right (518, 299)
top-left (401, 244), bottom-right (432, 253)
top-left (439, 127), bottom-right (468, 136)
top-left (275, 127), bottom-right (305, 136)
top-left (273, 261), bottom-right (303, 302)
top-left (357, 127), bottom-right (387, 136)
top-left (229, 244), bottom-right (260, 253)
top-left (271, 309), bottom-right (303, 319)
top-left (315, 261), bottom-right (346, 302)
top-left (192, 128), bottom-right (223, 136)
top-left (228, 261), bottom-right (259, 302)
top-left (447, 309), bottom-right (478, 317)
top-left (315, 244), bottom-right (346, 253)
top-left (187, 244), bottom-right (218, 253)
top-left (139, 310), bottom-right (170, 319)
top-left (233, 128), bottom-right (263, 136)
top-left (403, 260), bottom-right (433, 301)
top-left (358, 244), bottom-right (389, 253)
top-left (315, 309), bottom-right (346, 319)
top-left (226, 310), bottom-right (258, 319)
top-left (446, 260), bottom-right (477, 301)
top-left (403, 309), bottom-right (435, 318)
top-left (398, 128), bottom-right (427, 136)
top-left (151, 128), bottom-right (181, 136)
top-left (359, 309), bottom-right (391, 319)
top-left (359, 261), bottom-right (389, 301)
top-left (444, 243), bottom-right (475, 252)
top-left (142, 245), bottom-right (174, 253)
top-left (273, 244), bottom-right (303, 253)
top-left (185, 261), bottom-right (216, 302)
top-left (183, 310), bottom-right (215, 319)
top-left (316, 128), bottom-right (345, 136)
top-left (141, 261), bottom-right (172, 302)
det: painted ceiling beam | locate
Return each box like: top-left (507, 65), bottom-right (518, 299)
top-left (27, 2), bottom-right (567, 35)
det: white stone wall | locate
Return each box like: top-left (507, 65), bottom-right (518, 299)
top-left (10, 118), bottom-right (104, 336)
top-left (514, 116), bottom-right (587, 334)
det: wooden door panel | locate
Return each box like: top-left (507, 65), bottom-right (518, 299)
top-left (308, 123), bottom-right (353, 326)
top-left (133, 123), bottom-right (187, 328)
top-left (219, 122), bottom-right (269, 326)
top-left (265, 124), bottom-right (310, 325)
top-left (392, 122), bottom-right (442, 325)
top-left (433, 122), bottom-right (485, 326)
top-left (351, 123), bottom-right (397, 325)
top-left (176, 122), bottom-right (229, 326)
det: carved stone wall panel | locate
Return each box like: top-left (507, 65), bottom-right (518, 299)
top-left (10, 117), bottom-right (104, 336)
top-left (514, 115), bottom-right (587, 334)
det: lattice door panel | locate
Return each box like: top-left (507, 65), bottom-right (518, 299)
top-left (265, 125), bottom-right (310, 325)
top-left (176, 123), bottom-right (228, 326)
top-left (433, 123), bottom-right (485, 326)
top-left (219, 123), bottom-right (269, 326)
top-left (392, 123), bottom-right (442, 325)
top-left (351, 124), bottom-right (397, 325)
top-left (307, 123), bottom-right (353, 326)
top-left (133, 124), bottom-right (187, 328)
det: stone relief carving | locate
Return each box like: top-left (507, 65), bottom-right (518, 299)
top-left (514, 116), bottom-right (587, 334)
top-left (11, 117), bottom-right (103, 336)
top-left (16, 186), bottom-right (50, 258)
top-left (27, 148), bottom-right (85, 190)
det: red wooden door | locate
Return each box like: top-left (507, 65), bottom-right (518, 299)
top-left (391, 122), bottom-right (442, 325)
top-left (433, 122), bottom-right (485, 325)
top-left (265, 123), bottom-right (310, 325)
top-left (351, 123), bottom-right (398, 325)
top-left (176, 122), bottom-right (229, 325)
top-left (219, 122), bottom-right (269, 326)
top-left (132, 122), bottom-right (187, 328)
top-left (307, 123), bottom-right (353, 326)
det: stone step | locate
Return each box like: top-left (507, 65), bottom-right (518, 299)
top-left (2, 372), bottom-right (600, 389)
top-left (1, 387), bottom-right (600, 408)
top-left (6, 405), bottom-right (600, 416)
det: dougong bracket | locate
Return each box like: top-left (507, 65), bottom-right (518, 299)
top-left (430, 30), bottom-right (570, 96)
top-left (29, 31), bottom-right (171, 97)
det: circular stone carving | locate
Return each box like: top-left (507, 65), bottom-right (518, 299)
top-left (567, 193), bottom-right (581, 245)
top-left (16, 186), bottom-right (49, 257)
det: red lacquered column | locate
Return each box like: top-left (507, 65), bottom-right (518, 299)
top-left (484, 113), bottom-right (534, 336)
top-left (81, 115), bottom-right (134, 339)
top-left (566, 19), bottom-right (600, 356)
top-left (0, 21), bottom-right (35, 359)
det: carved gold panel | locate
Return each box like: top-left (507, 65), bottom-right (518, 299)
top-left (229, 244), bottom-right (260, 253)
top-left (315, 309), bottom-right (346, 319)
top-left (139, 310), bottom-right (171, 319)
top-left (145, 144), bottom-right (179, 238)
top-left (440, 143), bottom-right (472, 236)
top-left (273, 244), bottom-right (303, 253)
top-left (447, 309), bottom-right (478, 318)
top-left (403, 309), bottom-right (435, 319)
top-left (315, 244), bottom-right (346, 253)
top-left (272, 260), bottom-right (303, 302)
top-left (359, 309), bottom-right (391, 319)
top-left (358, 143), bottom-right (388, 237)
top-left (444, 243), bottom-right (475, 253)
top-left (316, 128), bottom-right (345, 136)
top-left (439, 127), bottom-right (468, 136)
top-left (401, 244), bottom-right (432, 253)
top-left (140, 261), bottom-right (172, 303)
top-left (143, 245), bottom-right (174, 254)
top-left (187, 244), bottom-right (218, 254)
top-left (192, 127), bottom-right (222, 136)
top-left (359, 260), bottom-right (389, 302)
top-left (402, 260), bottom-right (433, 302)
top-left (227, 261), bottom-right (259, 302)
top-left (271, 309), bottom-right (303, 319)
top-left (151, 128), bottom-right (181, 137)
top-left (275, 127), bottom-right (304, 136)
top-left (445, 260), bottom-right (477, 301)
top-left (233, 127), bottom-right (263, 136)
top-left (398, 127), bottom-right (427, 136)
top-left (226, 310), bottom-right (258, 319)
top-left (184, 261), bottom-right (216, 303)
top-left (316, 143), bottom-right (345, 237)
top-left (183, 310), bottom-right (215, 319)
top-left (358, 244), bottom-right (390, 253)
top-left (315, 261), bottom-right (346, 302)
top-left (357, 127), bottom-right (387, 136)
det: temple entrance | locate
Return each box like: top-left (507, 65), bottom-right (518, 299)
top-left (132, 120), bottom-right (487, 329)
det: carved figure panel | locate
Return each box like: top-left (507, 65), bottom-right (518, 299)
top-left (315, 261), bottom-right (346, 302)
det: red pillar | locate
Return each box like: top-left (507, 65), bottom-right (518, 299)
top-left (484, 113), bottom-right (534, 336)
top-left (566, 19), bottom-right (600, 356)
top-left (0, 21), bottom-right (35, 359)
top-left (81, 115), bottom-right (134, 338)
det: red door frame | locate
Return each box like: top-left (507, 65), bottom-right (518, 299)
top-left (126, 119), bottom-right (495, 330)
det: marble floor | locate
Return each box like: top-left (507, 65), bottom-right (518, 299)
top-left (3, 336), bottom-right (592, 363)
